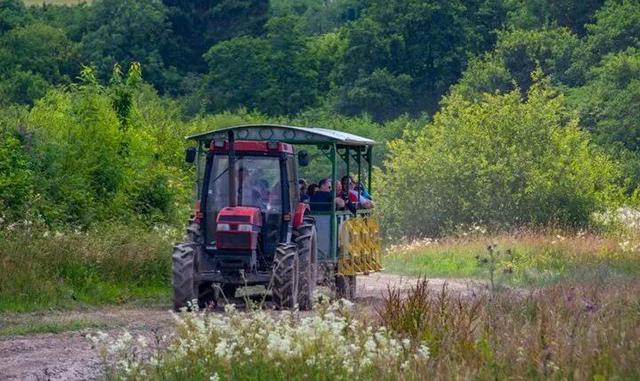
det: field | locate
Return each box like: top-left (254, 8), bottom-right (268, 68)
top-left (1, 225), bottom-right (639, 379)
top-left (383, 231), bottom-right (640, 287)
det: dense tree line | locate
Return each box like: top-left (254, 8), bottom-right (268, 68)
top-left (1, 0), bottom-right (639, 236)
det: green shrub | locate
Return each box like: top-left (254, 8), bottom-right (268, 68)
top-left (377, 75), bottom-right (623, 237)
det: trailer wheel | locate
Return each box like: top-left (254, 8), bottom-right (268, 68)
top-left (272, 243), bottom-right (299, 309)
top-left (336, 274), bottom-right (357, 300)
top-left (295, 217), bottom-right (317, 310)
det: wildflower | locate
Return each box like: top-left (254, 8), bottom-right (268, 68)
top-left (417, 344), bottom-right (430, 359)
top-left (210, 373), bottom-right (220, 381)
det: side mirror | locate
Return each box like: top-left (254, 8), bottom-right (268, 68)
top-left (298, 150), bottom-right (310, 167)
top-left (185, 147), bottom-right (197, 164)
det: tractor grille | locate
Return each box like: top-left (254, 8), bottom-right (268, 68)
top-left (216, 231), bottom-right (255, 250)
top-left (218, 215), bottom-right (251, 223)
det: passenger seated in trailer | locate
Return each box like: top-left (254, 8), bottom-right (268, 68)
top-left (309, 178), bottom-right (345, 212)
top-left (307, 183), bottom-right (318, 199)
top-left (341, 176), bottom-right (373, 209)
top-left (299, 178), bottom-right (309, 202)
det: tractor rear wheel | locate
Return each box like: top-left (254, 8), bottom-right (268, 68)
top-left (172, 220), bottom-right (202, 311)
top-left (294, 217), bottom-right (317, 310)
top-left (272, 243), bottom-right (299, 309)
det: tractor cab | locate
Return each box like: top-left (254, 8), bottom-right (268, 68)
top-left (173, 124), bottom-right (382, 311)
top-left (202, 140), bottom-right (297, 275)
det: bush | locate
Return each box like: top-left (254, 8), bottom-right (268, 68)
top-left (377, 75), bottom-right (622, 237)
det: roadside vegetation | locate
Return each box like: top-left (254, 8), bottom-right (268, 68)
top-left (94, 279), bottom-right (640, 380)
top-left (0, 222), bottom-right (175, 312)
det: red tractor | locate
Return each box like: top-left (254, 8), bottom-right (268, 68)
top-left (173, 124), bottom-right (381, 310)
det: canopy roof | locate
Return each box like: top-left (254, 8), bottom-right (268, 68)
top-left (187, 124), bottom-right (377, 147)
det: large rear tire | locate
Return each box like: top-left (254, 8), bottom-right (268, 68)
top-left (172, 220), bottom-right (202, 311)
top-left (295, 217), bottom-right (317, 310)
top-left (272, 243), bottom-right (299, 309)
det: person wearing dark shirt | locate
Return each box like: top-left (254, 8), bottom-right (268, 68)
top-left (309, 178), bottom-right (345, 211)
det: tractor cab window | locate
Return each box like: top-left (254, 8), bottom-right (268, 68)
top-left (205, 155), bottom-right (283, 245)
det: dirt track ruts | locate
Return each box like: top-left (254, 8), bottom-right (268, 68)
top-left (0, 274), bottom-right (478, 381)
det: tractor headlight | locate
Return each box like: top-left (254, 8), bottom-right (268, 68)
top-left (237, 224), bottom-right (253, 232)
top-left (217, 223), bottom-right (230, 231)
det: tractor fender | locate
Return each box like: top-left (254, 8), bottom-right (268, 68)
top-left (293, 202), bottom-right (309, 228)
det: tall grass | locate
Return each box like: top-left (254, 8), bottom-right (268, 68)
top-left (383, 231), bottom-right (640, 286)
top-left (379, 278), bottom-right (640, 380)
top-left (0, 222), bottom-right (177, 312)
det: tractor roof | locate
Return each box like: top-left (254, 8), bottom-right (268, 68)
top-left (186, 124), bottom-right (377, 147)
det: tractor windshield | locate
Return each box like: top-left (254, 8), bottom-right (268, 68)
top-left (208, 155), bottom-right (282, 212)
top-left (205, 155), bottom-right (283, 245)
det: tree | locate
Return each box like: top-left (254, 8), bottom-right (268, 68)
top-left (162, 0), bottom-right (268, 75)
top-left (506, 0), bottom-right (605, 36)
top-left (201, 16), bottom-right (320, 115)
top-left (378, 75), bottom-right (621, 237)
top-left (79, 0), bottom-right (171, 91)
top-left (585, 0), bottom-right (640, 58)
top-left (0, 22), bottom-right (78, 104)
top-left (335, 0), bottom-right (505, 121)
top-left (451, 27), bottom-right (583, 100)
top-left (0, 0), bottom-right (30, 34)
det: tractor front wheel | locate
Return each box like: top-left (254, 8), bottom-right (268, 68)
top-left (172, 220), bottom-right (203, 311)
top-left (272, 243), bottom-right (299, 309)
top-left (172, 242), bottom-right (197, 311)
top-left (295, 217), bottom-right (317, 310)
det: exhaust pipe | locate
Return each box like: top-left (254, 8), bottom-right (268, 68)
top-left (228, 130), bottom-right (237, 207)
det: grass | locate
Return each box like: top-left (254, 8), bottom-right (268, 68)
top-left (383, 231), bottom-right (640, 287)
top-left (378, 278), bottom-right (640, 380)
top-left (0, 316), bottom-right (113, 336)
top-left (0, 222), bottom-right (178, 312)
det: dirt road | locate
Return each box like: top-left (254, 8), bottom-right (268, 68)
top-left (0, 274), bottom-right (478, 381)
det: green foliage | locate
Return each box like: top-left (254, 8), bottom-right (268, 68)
top-left (585, 0), bottom-right (640, 59)
top-left (79, 0), bottom-right (171, 90)
top-left (0, 22), bottom-right (77, 104)
top-left (202, 15), bottom-right (321, 116)
top-left (378, 76), bottom-right (622, 237)
top-left (0, 0), bottom-right (31, 34)
top-left (569, 49), bottom-right (640, 151)
top-left (162, 0), bottom-right (269, 75)
top-left (453, 27), bottom-right (583, 100)
top-left (0, 64), bottom-right (192, 227)
top-left (506, 0), bottom-right (605, 36)
top-left (0, 223), bottom-right (175, 312)
top-left (335, 0), bottom-right (506, 120)
top-left (270, 0), bottom-right (366, 34)
top-left (0, 113), bottom-right (33, 219)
